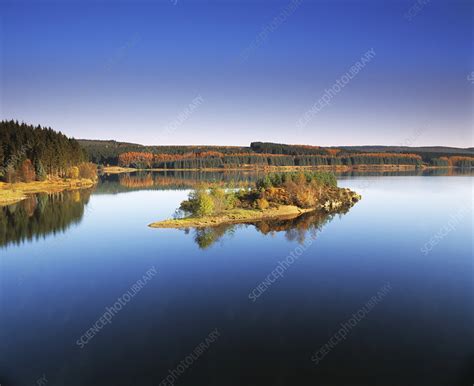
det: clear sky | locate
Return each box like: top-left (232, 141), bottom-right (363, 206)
top-left (1, 0), bottom-right (472, 147)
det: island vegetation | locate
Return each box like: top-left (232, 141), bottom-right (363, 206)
top-left (149, 171), bottom-right (361, 229)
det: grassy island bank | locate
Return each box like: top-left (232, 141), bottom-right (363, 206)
top-left (149, 171), bottom-right (361, 229)
top-left (149, 205), bottom-right (315, 229)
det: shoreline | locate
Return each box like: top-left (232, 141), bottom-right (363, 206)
top-left (0, 178), bottom-right (97, 206)
top-left (104, 164), bottom-right (427, 174)
top-left (149, 205), bottom-right (317, 229)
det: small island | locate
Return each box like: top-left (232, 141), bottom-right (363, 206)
top-left (149, 171), bottom-right (361, 229)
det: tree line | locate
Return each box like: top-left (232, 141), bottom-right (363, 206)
top-left (89, 141), bottom-right (474, 168)
top-left (79, 139), bottom-right (252, 165)
top-left (250, 142), bottom-right (328, 155)
top-left (116, 150), bottom-right (424, 169)
top-left (0, 120), bottom-right (96, 182)
top-left (2, 122), bottom-right (471, 179)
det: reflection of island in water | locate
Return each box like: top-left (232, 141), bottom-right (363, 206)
top-left (0, 189), bottom-right (92, 248)
top-left (186, 209), bottom-right (345, 249)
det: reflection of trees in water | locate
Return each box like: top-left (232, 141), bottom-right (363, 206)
top-left (189, 209), bottom-right (347, 249)
top-left (255, 209), bottom-right (344, 243)
top-left (192, 225), bottom-right (236, 249)
top-left (0, 189), bottom-right (92, 247)
top-left (97, 171), bottom-right (261, 194)
top-left (98, 168), bottom-right (473, 195)
top-left (119, 174), bottom-right (154, 188)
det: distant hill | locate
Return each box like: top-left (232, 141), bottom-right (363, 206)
top-left (337, 145), bottom-right (473, 155)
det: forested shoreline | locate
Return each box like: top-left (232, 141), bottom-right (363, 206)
top-left (0, 120), bottom-right (96, 182)
top-left (81, 140), bottom-right (473, 169)
top-left (1, 121), bottom-right (473, 184)
top-left (115, 151), bottom-right (425, 169)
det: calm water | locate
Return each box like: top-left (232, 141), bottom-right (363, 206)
top-left (1, 172), bottom-right (473, 386)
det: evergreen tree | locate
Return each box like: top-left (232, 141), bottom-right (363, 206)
top-left (0, 120), bottom-right (89, 182)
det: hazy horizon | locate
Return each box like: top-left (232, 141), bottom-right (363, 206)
top-left (1, 0), bottom-right (472, 147)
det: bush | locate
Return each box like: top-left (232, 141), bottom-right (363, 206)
top-left (195, 191), bottom-right (214, 216)
top-left (294, 185), bottom-right (317, 208)
top-left (225, 191), bottom-right (239, 209)
top-left (256, 175), bottom-right (272, 190)
top-left (255, 198), bottom-right (269, 210)
top-left (310, 171), bottom-right (337, 187)
top-left (262, 187), bottom-right (290, 205)
top-left (67, 166), bottom-right (80, 179)
top-left (209, 186), bottom-right (227, 213)
top-left (256, 172), bottom-right (337, 208)
top-left (181, 188), bottom-right (215, 217)
top-left (78, 162), bottom-right (97, 180)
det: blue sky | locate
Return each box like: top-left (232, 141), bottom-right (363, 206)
top-left (1, 0), bottom-right (472, 146)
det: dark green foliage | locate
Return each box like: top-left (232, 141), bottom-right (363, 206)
top-left (34, 160), bottom-right (47, 181)
top-left (454, 158), bottom-right (474, 168)
top-left (430, 158), bottom-right (449, 167)
top-left (193, 225), bottom-right (233, 249)
top-left (256, 175), bottom-right (273, 190)
top-left (0, 120), bottom-right (87, 181)
top-left (250, 142), bottom-right (327, 156)
top-left (139, 153), bottom-right (424, 170)
top-left (256, 171), bottom-right (337, 190)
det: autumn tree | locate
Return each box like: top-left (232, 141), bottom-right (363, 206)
top-left (20, 159), bottom-right (36, 182)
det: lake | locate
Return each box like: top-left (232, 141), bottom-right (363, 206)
top-left (1, 170), bottom-right (472, 386)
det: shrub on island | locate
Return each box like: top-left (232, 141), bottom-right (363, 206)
top-left (178, 171), bottom-right (357, 218)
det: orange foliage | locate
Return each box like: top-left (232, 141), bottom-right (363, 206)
top-left (352, 153), bottom-right (422, 160)
top-left (198, 151), bottom-right (225, 158)
top-left (119, 174), bottom-right (154, 188)
top-left (226, 153), bottom-right (290, 158)
top-left (20, 159), bottom-right (36, 182)
top-left (118, 152), bottom-right (154, 167)
top-left (22, 196), bottom-right (37, 217)
top-left (446, 156), bottom-right (474, 166)
top-left (78, 163), bottom-right (98, 179)
top-left (326, 148), bottom-right (340, 156)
